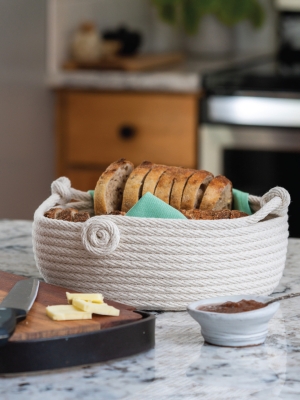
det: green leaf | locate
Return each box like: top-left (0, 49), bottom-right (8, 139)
top-left (181, 0), bottom-right (205, 35)
top-left (214, 0), bottom-right (265, 28)
top-left (249, 0), bottom-right (265, 28)
top-left (150, 0), bottom-right (266, 33)
top-left (214, 0), bottom-right (251, 26)
top-left (151, 0), bottom-right (179, 25)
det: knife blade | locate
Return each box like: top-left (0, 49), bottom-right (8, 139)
top-left (0, 278), bottom-right (39, 346)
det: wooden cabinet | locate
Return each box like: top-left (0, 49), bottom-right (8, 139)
top-left (55, 90), bottom-right (199, 191)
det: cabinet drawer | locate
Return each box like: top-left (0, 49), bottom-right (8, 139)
top-left (66, 168), bottom-right (104, 192)
top-left (64, 92), bottom-right (197, 168)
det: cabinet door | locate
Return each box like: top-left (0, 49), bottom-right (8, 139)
top-left (65, 168), bottom-right (104, 192)
top-left (61, 91), bottom-right (197, 168)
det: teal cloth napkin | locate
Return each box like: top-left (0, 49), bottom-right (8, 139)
top-left (232, 188), bottom-right (252, 215)
top-left (126, 192), bottom-right (187, 219)
top-left (88, 190), bottom-right (94, 199)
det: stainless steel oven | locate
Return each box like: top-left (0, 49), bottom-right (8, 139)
top-left (200, 59), bottom-right (300, 238)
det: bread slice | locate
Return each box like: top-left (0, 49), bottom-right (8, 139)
top-left (170, 168), bottom-right (195, 210)
top-left (44, 207), bottom-right (64, 219)
top-left (154, 167), bottom-right (179, 204)
top-left (181, 170), bottom-right (214, 210)
top-left (121, 161), bottom-right (153, 212)
top-left (180, 209), bottom-right (246, 220)
top-left (56, 208), bottom-right (79, 221)
top-left (94, 158), bottom-right (134, 215)
top-left (181, 209), bottom-right (220, 220)
top-left (199, 175), bottom-right (233, 211)
top-left (142, 164), bottom-right (168, 196)
top-left (181, 209), bottom-right (214, 220)
top-left (230, 210), bottom-right (248, 219)
top-left (73, 212), bottom-right (90, 222)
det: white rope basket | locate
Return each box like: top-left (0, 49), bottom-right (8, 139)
top-left (32, 177), bottom-right (290, 310)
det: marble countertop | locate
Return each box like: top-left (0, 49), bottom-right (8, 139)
top-left (1, 219), bottom-right (300, 399)
top-left (47, 52), bottom-right (270, 93)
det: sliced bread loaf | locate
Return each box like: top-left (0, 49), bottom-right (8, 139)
top-left (199, 175), bottom-right (233, 211)
top-left (154, 167), bottom-right (179, 204)
top-left (142, 164), bottom-right (168, 196)
top-left (121, 161), bottom-right (153, 212)
top-left (170, 168), bottom-right (195, 210)
top-left (181, 170), bottom-right (214, 210)
top-left (94, 158), bottom-right (134, 215)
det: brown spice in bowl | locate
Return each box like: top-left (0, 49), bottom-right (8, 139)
top-left (197, 299), bottom-right (267, 314)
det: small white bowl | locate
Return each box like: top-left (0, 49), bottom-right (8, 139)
top-left (187, 294), bottom-right (280, 347)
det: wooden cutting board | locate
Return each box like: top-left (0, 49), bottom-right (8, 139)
top-left (0, 271), bottom-right (142, 342)
top-left (0, 271), bottom-right (155, 373)
top-left (63, 52), bottom-right (184, 72)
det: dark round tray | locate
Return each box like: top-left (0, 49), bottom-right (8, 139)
top-left (0, 311), bottom-right (155, 373)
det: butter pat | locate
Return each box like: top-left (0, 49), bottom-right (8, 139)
top-left (46, 305), bottom-right (92, 321)
top-left (66, 292), bottom-right (104, 304)
top-left (72, 298), bottom-right (120, 316)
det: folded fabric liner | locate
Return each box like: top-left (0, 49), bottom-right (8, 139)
top-left (126, 192), bottom-right (187, 219)
top-left (88, 189), bottom-right (252, 218)
top-left (232, 188), bottom-right (252, 215)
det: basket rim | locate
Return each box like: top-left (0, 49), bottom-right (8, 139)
top-left (35, 211), bottom-right (288, 231)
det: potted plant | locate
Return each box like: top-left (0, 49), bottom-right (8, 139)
top-left (150, 0), bottom-right (267, 56)
top-left (150, 0), bottom-right (265, 35)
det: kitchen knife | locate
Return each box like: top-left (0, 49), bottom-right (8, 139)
top-left (0, 278), bottom-right (39, 346)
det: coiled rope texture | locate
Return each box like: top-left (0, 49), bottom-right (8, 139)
top-left (32, 177), bottom-right (291, 310)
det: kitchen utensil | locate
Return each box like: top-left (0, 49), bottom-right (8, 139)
top-left (71, 21), bottom-right (102, 64)
top-left (264, 292), bottom-right (300, 305)
top-left (0, 277), bottom-right (39, 346)
top-left (0, 271), bottom-right (155, 373)
top-left (102, 26), bottom-right (142, 56)
top-left (187, 294), bottom-right (279, 347)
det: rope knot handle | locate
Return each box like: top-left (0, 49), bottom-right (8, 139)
top-left (81, 217), bottom-right (120, 256)
top-left (51, 177), bottom-right (73, 204)
top-left (51, 177), bottom-right (92, 205)
top-left (249, 186), bottom-right (290, 224)
top-left (260, 187), bottom-right (290, 217)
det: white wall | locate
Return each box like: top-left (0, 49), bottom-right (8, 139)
top-left (0, 0), bottom-right (157, 220)
top-left (0, 0), bottom-right (54, 220)
top-left (234, 0), bottom-right (278, 54)
top-left (48, 0), bottom-right (177, 74)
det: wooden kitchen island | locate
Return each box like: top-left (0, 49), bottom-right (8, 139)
top-left (0, 219), bottom-right (300, 399)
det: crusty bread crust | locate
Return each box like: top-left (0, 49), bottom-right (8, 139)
top-left (230, 210), bottom-right (248, 218)
top-left (142, 164), bottom-right (168, 196)
top-left (181, 170), bottom-right (214, 210)
top-left (121, 161), bottom-right (153, 212)
top-left (73, 212), bottom-right (90, 222)
top-left (44, 207), bottom-right (64, 219)
top-left (108, 211), bottom-right (125, 216)
top-left (44, 208), bottom-right (90, 222)
top-left (154, 167), bottom-right (179, 205)
top-left (94, 158), bottom-right (134, 215)
top-left (170, 168), bottom-right (195, 210)
top-left (56, 208), bottom-right (78, 221)
top-left (199, 175), bottom-right (233, 211)
top-left (181, 209), bottom-right (247, 220)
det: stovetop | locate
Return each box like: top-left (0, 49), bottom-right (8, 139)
top-left (202, 55), bottom-right (300, 96)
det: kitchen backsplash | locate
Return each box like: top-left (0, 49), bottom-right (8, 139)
top-left (48, 0), bottom-right (279, 74)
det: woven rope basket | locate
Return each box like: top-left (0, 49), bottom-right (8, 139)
top-left (32, 177), bottom-right (290, 310)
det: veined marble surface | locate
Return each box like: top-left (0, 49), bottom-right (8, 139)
top-left (0, 219), bottom-right (300, 400)
top-left (47, 52), bottom-right (270, 93)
